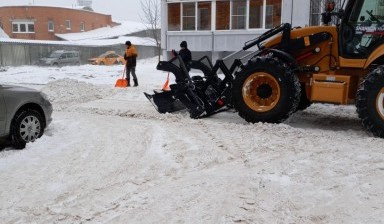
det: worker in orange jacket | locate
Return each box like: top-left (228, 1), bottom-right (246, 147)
top-left (124, 41), bottom-right (138, 87)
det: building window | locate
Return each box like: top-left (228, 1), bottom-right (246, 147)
top-left (182, 3), bottom-right (196, 30)
top-left (12, 21), bottom-right (35, 33)
top-left (66, 20), bottom-right (71, 30)
top-left (168, 2), bottom-right (212, 31)
top-left (80, 22), bottom-right (85, 31)
top-left (249, 0), bottom-right (264, 29)
top-left (216, 1), bottom-right (230, 30)
top-left (20, 24), bottom-right (27, 32)
top-left (266, 0), bottom-right (281, 28)
top-left (168, 3), bottom-right (181, 31)
top-left (232, 0), bottom-right (246, 29)
top-left (198, 2), bottom-right (212, 30)
top-left (28, 24), bottom-right (34, 32)
top-left (48, 21), bottom-right (54, 32)
top-left (12, 24), bottom-right (18, 32)
top-left (167, 0), bottom-right (281, 31)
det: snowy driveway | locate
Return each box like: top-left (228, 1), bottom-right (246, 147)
top-left (0, 61), bottom-right (383, 223)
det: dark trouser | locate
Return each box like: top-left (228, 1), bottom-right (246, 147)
top-left (126, 66), bottom-right (137, 81)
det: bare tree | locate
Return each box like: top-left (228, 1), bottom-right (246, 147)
top-left (140, 0), bottom-right (161, 61)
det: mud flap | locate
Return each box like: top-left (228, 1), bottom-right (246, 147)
top-left (144, 91), bottom-right (186, 113)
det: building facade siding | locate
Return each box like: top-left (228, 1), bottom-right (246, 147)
top-left (161, 0), bottom-right (311, 61)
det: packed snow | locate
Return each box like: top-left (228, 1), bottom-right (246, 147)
top-left (56, 21), bottom-right (150, 41)
top-left (0, 27), bottom-right (8, 38)
top-left (0, 58), bottom-right (383, 223)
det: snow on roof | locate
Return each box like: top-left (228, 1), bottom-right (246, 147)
top-left (0, 36), bottom-right (155, 47)
top-left (0, 27), bottom-right (9, 38)
top-left (55, 21), bottom-right (149, 41)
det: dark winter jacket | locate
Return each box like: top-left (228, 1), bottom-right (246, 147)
top-left (124, 45), bottom-right (138, 67)
top-left (179, 48), bottom-right (192, 71)
top-left (179, 48), bottom-right (192, 65)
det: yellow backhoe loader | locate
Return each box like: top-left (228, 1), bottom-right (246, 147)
top-left (146, 0), bottom-right (384, 137)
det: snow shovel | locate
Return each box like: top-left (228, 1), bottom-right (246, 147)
top-left (115, 66), bottom-right (128, 88)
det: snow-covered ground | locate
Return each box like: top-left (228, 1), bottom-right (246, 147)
top-left (0, 59), bottom-right (383, 223)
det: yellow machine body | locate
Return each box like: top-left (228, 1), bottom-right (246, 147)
top-left (262, 25), bottom-right (383, 105)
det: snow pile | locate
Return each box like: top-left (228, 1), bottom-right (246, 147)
top-left (55, 21), bottom-right (149, 41)
top-left (41, 78), bottom-right (117, 110)
top-left (0, 27), bottom-right (8, 38)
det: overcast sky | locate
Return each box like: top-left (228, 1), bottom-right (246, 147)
top-left (0, 0), bottom-right (143, 22)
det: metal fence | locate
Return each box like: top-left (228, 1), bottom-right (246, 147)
top-left (310, 0), bottom-right (343, 26)
top-left (0, 42), bottom-right (159, 67)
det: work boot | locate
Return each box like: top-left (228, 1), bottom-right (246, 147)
top-left (126, 79), bottom-right (130, 87)
top-left (133, 78), bottom-right (138, 87)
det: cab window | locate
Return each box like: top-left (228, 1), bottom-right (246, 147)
top-left (343, 0), bottom-right (384, 58)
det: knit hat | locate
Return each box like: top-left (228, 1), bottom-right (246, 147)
top-left (180, 41), bottom-right (187, 48)
top-left (125, 41), bottom-right (131, 46)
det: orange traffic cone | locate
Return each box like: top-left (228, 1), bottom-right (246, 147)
top-left (161, 51), bottom-right (174, 91)
top-left (162, 73), bottom-right (170, 91)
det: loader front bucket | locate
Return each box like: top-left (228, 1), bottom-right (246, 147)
top-left (144, 90), bottom-right (186, 114)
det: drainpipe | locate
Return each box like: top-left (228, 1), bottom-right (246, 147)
top-left (291, 0), bottom-right (294, 24)
top-left (212, 31), bottom-right (214, 61)
top-left (0, 43), bottom-right (3, 67)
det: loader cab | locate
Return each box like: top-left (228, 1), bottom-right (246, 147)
top-left (340, 0), bottom-right (384, 59)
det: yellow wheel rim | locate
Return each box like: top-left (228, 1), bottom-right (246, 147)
top-left (376, 87), bottom-right (384, 120)
top-left (242, 72), bottom-right (281, 112)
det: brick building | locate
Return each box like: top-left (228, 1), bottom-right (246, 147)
top-left (0, 6), bottom-right (116, 40)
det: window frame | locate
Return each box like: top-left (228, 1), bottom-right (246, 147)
top-left (80, 22), bottom-right (85, 32)
top-left (11, 20), bottom-right (35, 33)
top-left (65, 20), bottom-right (71, 30)
top-left (249, 0), bottom-right (264, 29)
top-left (182, 2), bottom-right (196, 31)
top-left (167, 0), bottom-right (282, 32)
top-left (48, 21), bottom-right (54, 32)
top-left (197, 2), bottom-right (212, 30)
top-left (265, 4), bottom-right (274, 29)
top-left (168, 2), bottom-right (181, 31)
top-left (231, 0), bottom-right (247, 30)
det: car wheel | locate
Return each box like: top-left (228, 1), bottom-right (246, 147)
top-left (10, 109), bottom-right (44, 149)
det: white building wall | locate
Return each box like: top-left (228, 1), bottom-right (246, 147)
top-left (281, 0), bottom-right (310, 27)
top-left (162, 0), bottom-right (311, 61)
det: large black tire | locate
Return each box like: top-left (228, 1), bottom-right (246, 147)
top-left (296, 83), bottom-right (312, 111)
top-left (232, 57), bottom-right (301, 123)
top-left (356, 66), bottom-right (384, 137)
top-left (10, 109), bottom-right (44, 149)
